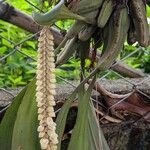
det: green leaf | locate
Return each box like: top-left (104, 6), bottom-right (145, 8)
top-left (56, 88), bottom-right (77, 150)
top-left (0, 86), bottom-right (27, 150)
top-left (68, 76), bottom-right (110, 150)
top-left (0, 46), bottom-right (7, 54)
top-left (88, 102), bottom-right (110, 150)
top-left (11, 78), bottom-right (40, 150)
top-left (8, 76), bottom-right (16, 84)
top-left (68, 76), bottom-right (95, 150)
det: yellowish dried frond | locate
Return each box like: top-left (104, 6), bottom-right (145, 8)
top-left (36, 26), bottom-right (58, 150)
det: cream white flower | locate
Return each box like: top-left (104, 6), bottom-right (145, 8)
top-left (36, 26), bottom-right (58, 150)
top-left (40, 138), bottom-right (49, 149)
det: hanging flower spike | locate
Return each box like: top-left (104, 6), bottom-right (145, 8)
top-left (36, 26), bottom-right (58, 150)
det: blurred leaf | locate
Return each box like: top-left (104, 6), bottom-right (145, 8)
top-left (11, 78), bottom-right (40, 150)
top-left (88, 103), bottom-right (109, 150)
top-left (0, 86), bottom-right (27, 150)
top-left (147, 6), bottom-right (150, 17)
top-left (0, 46), bottom-right (7, 55)
top-left (21, 48), bottom-right (37, 58)
top-left (56, 88), bottom-right (77, 150)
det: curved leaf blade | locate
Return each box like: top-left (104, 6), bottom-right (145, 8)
top-left (56, 89), bottom-right (77, 150)
top-left (11, 78), bottom-right (40, 150)
top-left (0, 86), bottom-right (27, 150)
top-left (68, 76), bottom-right (110, 150)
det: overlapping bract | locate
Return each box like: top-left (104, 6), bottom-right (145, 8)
top-left (36, 27), bottom-right (58, 150)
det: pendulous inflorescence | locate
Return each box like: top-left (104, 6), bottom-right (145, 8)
top-left (36, 26), bottom-right (58, 150)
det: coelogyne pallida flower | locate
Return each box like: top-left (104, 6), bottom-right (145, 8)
top-left (36, 26), bottom-right (58, 150)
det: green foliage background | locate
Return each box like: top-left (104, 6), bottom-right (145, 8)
top-left (0, 0), bottom-right (150, 87)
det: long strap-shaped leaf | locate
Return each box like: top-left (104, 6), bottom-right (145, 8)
top-left (11, 78), bottom-right (41, 150)
top-left (0, 86), bottom-right (27, 150)
top-left (68, 76), bottom-right (95, 150)
top-left (68, 76), bottom-right (110, 150)
top-left (56, 88), bottom-right (77, 150)
top-left (56, 70), bottom-right (98, 150)
top-left (88, 102), bottom-right (110, 150)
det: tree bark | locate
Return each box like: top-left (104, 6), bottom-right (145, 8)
top-left (111, 61), bottom-right (145, 78)
top-left (0, 77), bottom-right (149, 107)
top-left (0, 2), bottom-right (63, 46)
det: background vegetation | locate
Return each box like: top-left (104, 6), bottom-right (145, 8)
top-left (0, 0), bottom-right (150, 87)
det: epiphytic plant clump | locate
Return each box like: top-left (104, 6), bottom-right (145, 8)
top-left (33, 0), bottom-right (149, 70)
top-left (0, 0), bottom-right (149, 150)
top-left (33, 0), bottom-right (149, 149)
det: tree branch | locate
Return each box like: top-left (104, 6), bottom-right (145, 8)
top-left (0, 77), bottom-right (149, 107)
top-left (0, 2), bottom-right (63, 46)
top-left (111, 61), bottom-right (145, 78)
